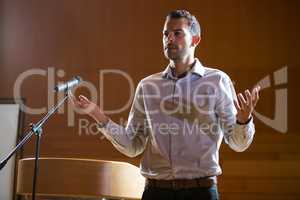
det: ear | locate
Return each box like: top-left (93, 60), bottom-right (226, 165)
top-left (191, 35), bottom-right (201, 47)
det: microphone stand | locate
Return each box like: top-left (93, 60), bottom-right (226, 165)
top-left (0, 91), bottom-right (70, 200)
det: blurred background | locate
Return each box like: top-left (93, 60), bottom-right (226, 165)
top-left (0, 0), bottom-right (299, 199)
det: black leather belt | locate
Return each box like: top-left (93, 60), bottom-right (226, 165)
top-left (145, 176), bottom-right (217, 190)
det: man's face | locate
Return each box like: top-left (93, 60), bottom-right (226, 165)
top-left (163, 17), bottom-right (194, 61)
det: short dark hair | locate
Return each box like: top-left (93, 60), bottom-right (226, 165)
top-left (166, 10), bottom-right (201, 36)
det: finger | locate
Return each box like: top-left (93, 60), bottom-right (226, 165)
top-left (79, 95), bottom-right (90, 104)
top-left (68, 91), bottom-right (80, 106)
top-left (237, 93), bottom-right (247, 109)
top-left (79, 95), bottom-right (95, 110)
top-left (234, 99), bottom-right (241, 111)
top-left (252, 87), bottom-right (260, 107)
top-left (256, 85), bottom-right (261, 93)
top-left (251, 85), bottom-right (260, 98)
top-left (68, 90), bottom-right (74, 99)
top-left (251, 87), bottom-right (257, 103)
top-left (77, 96), bottom-right (88, 106)
top-left (251, 87), bottom-right (256, 99)
top-left (245, 90), bottom-right (252, 107)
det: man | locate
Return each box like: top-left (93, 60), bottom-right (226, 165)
top-left (70, 10), bottom-right (260, 200)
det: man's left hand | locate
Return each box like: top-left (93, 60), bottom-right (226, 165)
top-left (234, 85), bottom-right (261, 124)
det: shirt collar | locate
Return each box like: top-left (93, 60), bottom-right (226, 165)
top-left (162, 58), bottom-right (205, 79)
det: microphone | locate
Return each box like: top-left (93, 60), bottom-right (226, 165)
top-left (54, 76), bottom-right (82, 92)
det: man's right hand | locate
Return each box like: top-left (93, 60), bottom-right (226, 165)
top-left (68, 91), bottom-right (109, 124)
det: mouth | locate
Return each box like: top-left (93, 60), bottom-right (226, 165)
top-left (165, 46), bottom-right (178, 50)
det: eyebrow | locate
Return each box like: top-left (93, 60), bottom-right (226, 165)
top-left (163, 29), bottom-right (184, 33)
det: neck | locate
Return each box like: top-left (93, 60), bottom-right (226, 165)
top-left (170, 55), bottom-right (195, 76)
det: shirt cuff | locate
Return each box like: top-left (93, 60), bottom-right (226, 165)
top-left (235, 116), bottom-right (255, 138)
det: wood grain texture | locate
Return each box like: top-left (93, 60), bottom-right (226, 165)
top-left (16, 158), bottom-right (145, 199)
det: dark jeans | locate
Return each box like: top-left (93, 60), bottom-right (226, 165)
top-left (142, 184), bottom-right (219, 200)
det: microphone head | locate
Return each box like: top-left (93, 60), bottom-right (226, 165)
top-left (54, 76), bottom-right (83, 92)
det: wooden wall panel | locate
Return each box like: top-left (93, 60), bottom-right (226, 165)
top-left (1, 0), bottom-right (299, 199)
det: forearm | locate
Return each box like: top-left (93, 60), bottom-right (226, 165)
top-left (97, 119), bottom-right (147, 157)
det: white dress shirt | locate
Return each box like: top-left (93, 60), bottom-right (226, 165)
top-left (99, 59), bottom-right (255, 180)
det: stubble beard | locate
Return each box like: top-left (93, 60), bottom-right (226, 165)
top-left (164, 47), bottom-right (188, 62)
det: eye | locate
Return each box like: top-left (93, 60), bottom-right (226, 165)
top-left (174, 31), bottom-right (183, 37)
top-left (163, 31), bottom-right (169, 37)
